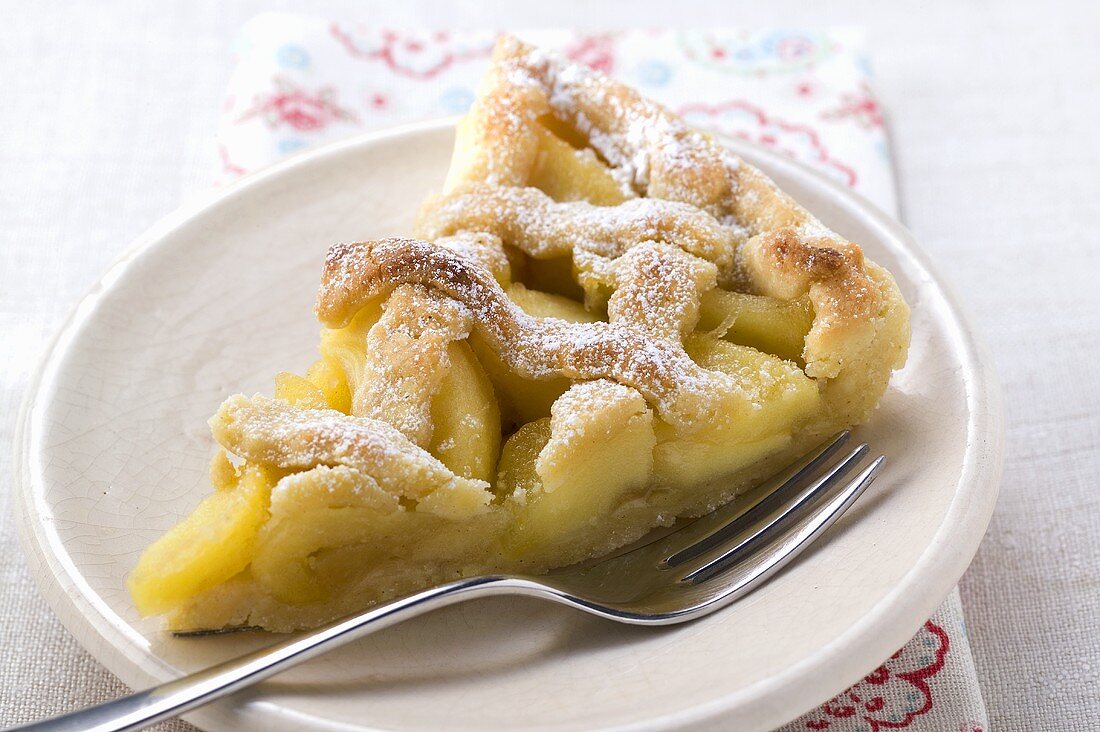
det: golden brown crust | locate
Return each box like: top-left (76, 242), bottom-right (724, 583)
top-left (353, 285), bottom-right (471, 445)
top-left (607, 242), bottom-right (717, 341)
top-left (317, 237), bottom-right (744, 433)
top-left (144, 35), bottom-right (911, 633)
top-left (442, 35), bottom-right (908, 383)
top-left (210, 394), bottom-right (490, 518)
top-left (417, 182), bottom-right (741, 285)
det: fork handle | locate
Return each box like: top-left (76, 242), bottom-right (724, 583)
top-left (11, 576), bottom-right (518, 732)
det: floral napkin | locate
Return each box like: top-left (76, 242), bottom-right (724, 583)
top-left (215, 14), bottom-right (989, 731)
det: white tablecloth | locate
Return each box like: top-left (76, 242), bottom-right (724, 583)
top-left (2, 2), bottom-right (1098, 730)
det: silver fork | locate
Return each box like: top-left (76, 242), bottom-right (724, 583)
top-left (12, 432), bottom-right (883, 732)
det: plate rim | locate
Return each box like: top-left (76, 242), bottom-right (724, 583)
top-left (13, 117), bottom-right (1004, 732)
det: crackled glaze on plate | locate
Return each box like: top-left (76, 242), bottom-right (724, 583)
top-left (14, 120), bottom-right (1003, 732)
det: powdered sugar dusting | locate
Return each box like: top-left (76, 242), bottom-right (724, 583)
top-left (419, 182), bottom-right (745, 287)
top-left (354, 285), bottom-right (471, 447)
top-left (607, 241), bottom-right (717, 341)
top-left (210, 394), bottom-right (490, 517)
top-left (318, 239), bottom-right (761, 433)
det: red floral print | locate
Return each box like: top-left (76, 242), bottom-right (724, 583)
top-left (217, 143), bottom-right (245, 177)
top-left (798, 622), bottom-right (950, 731)
top-left (677, 99), bottom-right (858, 187)
top-left (564, 33), bottom-right (617, 74)
top-left (822, 83), bottom-right (884, 129)
top-left (237, 77), bottom-right (359, 132)
top-left (330, 25), bottom-right (495, 79)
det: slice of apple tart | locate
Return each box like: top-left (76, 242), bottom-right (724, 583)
top-left (128, 36), bottom-right (909, 632)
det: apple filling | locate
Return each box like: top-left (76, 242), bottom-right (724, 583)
top-left (128, 35), bottom-right (908, 632)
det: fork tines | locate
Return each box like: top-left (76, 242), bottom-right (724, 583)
top-left (667, 432), bottom-right (885, 586)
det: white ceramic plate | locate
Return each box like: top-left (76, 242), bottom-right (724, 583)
top-left (15, 120), bottom-right (1003, 732)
